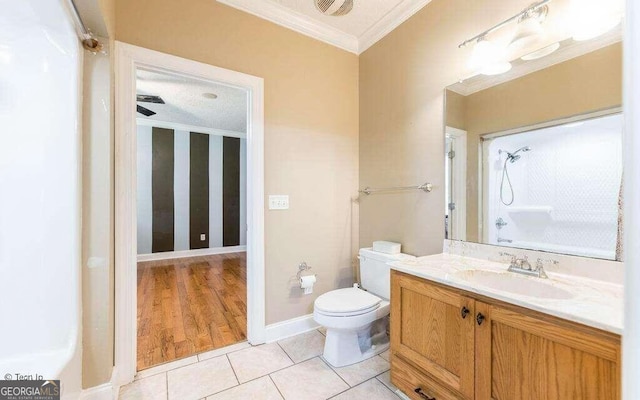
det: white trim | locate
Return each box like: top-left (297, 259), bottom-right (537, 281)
top-left (623, 0), bottom-right (640, 397)
top-left (480, 139), bottom-right (490, 243)
top-left (445, 127), bottom-right (467, 241)
top-left (264, 314), bottom-right (320, 343)
top-left (78, 383), bottom-right (114, 400)
top-left (136, 118), bottom-right (246, 139)
top-left (216, 0), bottom-right (432, 55)
top-left (217, 0), bottom-right (358, 53)
top-left (79, 367), bottom-right (119, 400)
top-left (137, 246), bottom-right (247, 262)
top-left (115, 42), bottom-right (265, 386)
top-left (358, 0), bottom-right (433, 53)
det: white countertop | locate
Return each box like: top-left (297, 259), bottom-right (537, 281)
top-left (389, 253), bottom-right (623, 335)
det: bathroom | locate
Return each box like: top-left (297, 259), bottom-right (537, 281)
top-left (1, 0), bottom-right (639, 399)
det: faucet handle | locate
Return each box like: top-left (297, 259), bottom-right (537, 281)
top-left (535, 258), bottom-right (558, 269)
top-left (499, 251), bottom-right (516, 262)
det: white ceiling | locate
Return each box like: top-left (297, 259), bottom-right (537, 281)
top-left (136, 69), bottom-right (247, 133)
top-left (217, 0), bottom-right (432, 54)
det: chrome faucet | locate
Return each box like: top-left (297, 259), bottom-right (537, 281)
top-left (499, 252), bottom-right (555, 278)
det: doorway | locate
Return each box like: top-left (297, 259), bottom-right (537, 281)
top-left (445, 126), bottom-right (467, 241)
top-left (134, 67), bottom-right (251, 370)
top-left (115, 42), bottom-right (265, 384)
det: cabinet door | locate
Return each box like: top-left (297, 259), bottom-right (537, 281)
top-left (391, 271), bottom-right (475, 399)
top-left (475, 302), bottom-right (620, 400)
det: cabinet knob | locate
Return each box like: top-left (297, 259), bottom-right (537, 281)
top-left (476, 312), bottom-right (485, 326)
top-left (414, 387), bottom-right (436, 400)
top-left (460, 306), bottom-right (470, 319)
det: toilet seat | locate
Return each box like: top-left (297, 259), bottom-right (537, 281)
top-left (314, 288), bottom-right (381, 317)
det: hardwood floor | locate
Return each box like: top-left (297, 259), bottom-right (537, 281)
top-left (136, 252), bottom-right (247, 371)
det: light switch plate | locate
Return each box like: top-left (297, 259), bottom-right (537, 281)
top-left (269, 195), bottom-right (289, 210)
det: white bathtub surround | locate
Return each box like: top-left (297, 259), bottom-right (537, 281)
top-left (391, 251), bottom-right (623, 334)
top-left (444, 239), bottom-right (624, 284)
top-left (0, 0), bottom-right (82, 396)
top-left (484, 113), bottom-right (623, 260)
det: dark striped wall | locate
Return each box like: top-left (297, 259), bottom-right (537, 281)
top-left (190, 132), bottom-right (210, 249)
top-left (137, 126), bottom-right (245, 254)
top-left (223, 137), bottom-right (241, 246)
top-left (151, 128), bottom-right (174, 252)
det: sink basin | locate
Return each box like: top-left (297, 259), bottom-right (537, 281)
top-left (452, 270), bottom-right (574, 299)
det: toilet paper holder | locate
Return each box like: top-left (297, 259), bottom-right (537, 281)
top-left (297, 261), bottom-right (314, 279)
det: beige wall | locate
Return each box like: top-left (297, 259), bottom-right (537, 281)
top-left (359, 0), bottom-right (536, 254)
top-left (81, 0), bottom-right (359, 387)
top-left (98, 0), bottom-right (115, 37)
top-left (459, 43), bottom-right (622, 242)
top-left (445, 90), bottom-right (467, 131)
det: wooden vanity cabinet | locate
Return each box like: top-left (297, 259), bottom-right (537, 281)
top-left (390, 270), bottom-right (621, 400)
top-left (475, 302), bottom-right (620, 400)
top-left (390, 270), bottom-right (475, 399)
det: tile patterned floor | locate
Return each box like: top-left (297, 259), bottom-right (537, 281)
top-left (120, 328), bottom-right (403, 400)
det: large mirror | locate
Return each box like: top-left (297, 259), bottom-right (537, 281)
top-left (445, 27), bottom-right (623, 260)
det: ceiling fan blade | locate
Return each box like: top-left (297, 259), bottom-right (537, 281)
top-left (137, 105), bottom-right (156, 116)
top-left (136, 94), bottom-right (165, 104)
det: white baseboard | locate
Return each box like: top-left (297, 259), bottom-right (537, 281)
top-left (265, 313), bottom-right (320, 343)
top-left (79, 366), bottom-right (119, 400)
top-left (79, 383), bottom-right (114, 400)
top-left (137, 246), bottom-right (246, 262)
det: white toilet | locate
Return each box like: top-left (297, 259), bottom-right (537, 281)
top-left (313, 248), bottom-right (414, 367)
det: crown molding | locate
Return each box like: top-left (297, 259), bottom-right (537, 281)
top-left (217, 0), bottom-right (432, 55)
top-left (217, 0), bottom-right (359, 53)
top-left (358, 0), bottom-right (433, 53)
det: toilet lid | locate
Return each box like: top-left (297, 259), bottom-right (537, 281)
top-left (314, 288), bottom-right (381, 315)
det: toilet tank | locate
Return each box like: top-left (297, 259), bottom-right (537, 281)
top-left (358, 248), bottom-right (414, 299)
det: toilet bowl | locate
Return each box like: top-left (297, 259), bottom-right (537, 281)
top-left (313, 248), bottom-right (414, 367)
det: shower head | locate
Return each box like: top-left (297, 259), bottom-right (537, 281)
top-left (512, 146), bottom-right (532, 155)
top-left (499, 146), bottom-right (531, 163)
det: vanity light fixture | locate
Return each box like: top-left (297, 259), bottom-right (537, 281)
top-left (458, 0), bottom-right (550, 49)
top-left (460, 0), bottom-right (550, 76)
top-left (508, 4), bottom-right (548, 54)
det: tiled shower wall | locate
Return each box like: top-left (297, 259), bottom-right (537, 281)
top-left (485, 113), bottom-right (623, 260)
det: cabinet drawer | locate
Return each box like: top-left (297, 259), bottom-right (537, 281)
top-left (391, 355), bottom-right (464, 400)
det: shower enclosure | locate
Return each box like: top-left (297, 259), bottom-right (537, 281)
top-left (0, 0), bottom-right (82, 396)
top-left (483, 113), bottom-right (623, 259)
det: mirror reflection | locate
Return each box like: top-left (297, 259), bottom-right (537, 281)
top-left (445, 42), bottom-right (623, 261)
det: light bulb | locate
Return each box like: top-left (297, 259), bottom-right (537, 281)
top-left (469, 38), bottom-right (512, 76)
top-left (570, 0), bottom-right (622, 41)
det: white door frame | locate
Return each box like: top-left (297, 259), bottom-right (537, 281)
top-left (114, 42), bottom-right (265, 385)
top-left (445, 127), bottom-right (467, 241)
top-left (624, 0), bottom-right (640, 397)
